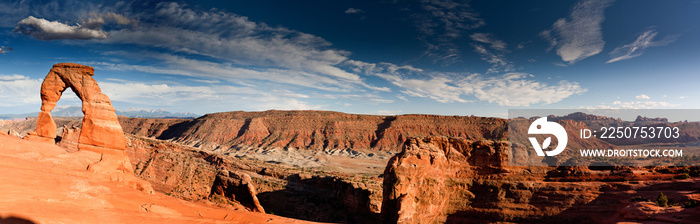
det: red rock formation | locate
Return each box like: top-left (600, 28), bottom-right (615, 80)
top-left (210, 170), bottom-right (266, 213)
top-left (24, 63), bottom-right (153, 194)
top-left (57, 125), bottom-right (80, 152)
top-left (380, 136), bottom-right (700, 223)
top-left (118, 110), bottom-right (507, 152)
top-left (31, 63), bottom-right (126, 150)
top-left (381, 136), bottom-right (508, 223)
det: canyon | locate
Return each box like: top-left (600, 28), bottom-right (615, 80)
top-left (3, 110), bottom-right (700, 223)
top-left (1, 63), bottom-right (698, 223)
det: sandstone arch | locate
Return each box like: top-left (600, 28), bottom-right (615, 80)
top-left (31, 63), bottom-right (126, 150)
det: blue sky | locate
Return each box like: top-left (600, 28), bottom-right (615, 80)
top-left (0, 0), bottom-right (699, 117)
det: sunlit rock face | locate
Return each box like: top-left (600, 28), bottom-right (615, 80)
top-left (32, 63), bottom-right (126, 150)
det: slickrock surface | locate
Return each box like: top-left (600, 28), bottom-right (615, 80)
top-left (0, 134), bottom-right (322, 224)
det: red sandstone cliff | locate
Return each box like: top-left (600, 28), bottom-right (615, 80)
top-left (381, 136), bottom-right (700, 223)
top-left (119, 110), bottom-right (508, 152)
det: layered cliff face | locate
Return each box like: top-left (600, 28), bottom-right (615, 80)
top-left (381, 136), bottom-right (511, 223)
top-left (125, 134), bottom-right (384, 223)
top-left (118, 110), bottom-right (508, 152)
top-left (381, 136), bottom-right (700, 223)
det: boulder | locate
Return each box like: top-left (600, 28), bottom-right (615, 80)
top-left (210, 170), bottom-right (265, 213)
top-left (8, 129), bottom-right (22, 138)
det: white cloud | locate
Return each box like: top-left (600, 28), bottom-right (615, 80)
top-left (585, 100), bottom-right (679, 109)
top-left (461, 73), bottom-right (587, 106)
top-left (470, 33), bottom-right (507, 51)
top-left (0, 74), bottom-right (42, 107)
top-left (607, 30), bottom-right (676, 63)
top-left (542, 0), bottom-right (614, 63)
top-left (0, 46), bottom-right (11, 54)
top-left (376, 110), bottom-right (402, 115)
top-left (636, 94), bottom-right (650, 100)
top-left (345, 8), bottom-right (363, 14)
top-left (94, 3), bottom-right (388, 92)
top-left (612, 100), bottom-right (678, 109)
top-left (99, 80), bottom-right (322, 112)
top-left (471, 44), bottom-right (514, 74)
top-left (354, 63), bottom-right (586, 106)
top-left (13, 13), bottom-right (136, 41)
top-left (90, 53), bottom-right (377, 93)
top-left (81, 12), bottom-right (137, 29)
top-left (14, 16), bottom-right (108, 40)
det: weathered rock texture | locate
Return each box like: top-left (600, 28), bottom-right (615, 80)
top-left (381, 136), bottom-right (510, 223)
top-left (32, 63), bottom-right (126, 150)
top-left (125, 134), bottom-right (383, 223)
top-left (381, 136), bottom-right (700, 223)
top-left (117, 111), bottom-right (508, 152)
top-left (23, 63), bottom-right (153, 194)
top-left (210, 170), bottom-right (265, 213)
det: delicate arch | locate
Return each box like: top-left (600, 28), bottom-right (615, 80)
top-left (34, 63), bottom-right (126, 150)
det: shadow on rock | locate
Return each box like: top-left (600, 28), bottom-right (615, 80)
top-left (0, 215), bottom-right (38, 224)
top-left (257, 174), bottom-right (380, 224)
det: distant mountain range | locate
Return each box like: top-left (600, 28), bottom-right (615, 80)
top-left (0, 106), bottom-right (199, 120)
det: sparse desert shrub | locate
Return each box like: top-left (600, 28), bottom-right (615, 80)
top-left (677, 173), bottom-right (690, 179)
top-left (683, 200), bottom-right (700, 208)
top-left (690, 167), bottom-right (700, 177)
top-left (657, 168), bottom-right (672, 174)
top-left (656, 192), bottom-right (668, 207)
top-left (631, 196), bottom-right (649, 202)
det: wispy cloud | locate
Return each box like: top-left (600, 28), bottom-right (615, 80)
top-left (0, 46), bottom-right (12, 54)
top-left (99, 80), bottom-right (323, 112)
top-left (470, 33), bottom-right (507, 51)
top-left (607, 30), bottom-right (676, 63)
top-left (542, 0), bottom-right (614, 63)
top-left (351, 62), bottom-right (586, 106)
top-left (2, 1), bottom-right (588, 111)
top-left (0, 74), bottom-right (42, 107)
top-left (410, 0), bottom-right (484, 64)
top-left (98, 3), bottom-right (381, 90)
top-left (471, 44), bottom-right (514, 74)
top-left (345, 8), bottom-right (363, 14)
top-left (469, 33), bottom-right (514, 73)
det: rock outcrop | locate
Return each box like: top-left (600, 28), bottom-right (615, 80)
top-left (380, 136), bottom-right (700, 223)
top-left (23, 63), bottom-right (152, 194)
top-left (8, 129), bottom-right (21, 138)
top-left (381, 136), bottom-right (509, 223)
top-left (28, 63), bottom-right (126, 150)
top-left (124, 134), bottom-right (384, 223)
top-left (210, 170), bottom-right (265, 213)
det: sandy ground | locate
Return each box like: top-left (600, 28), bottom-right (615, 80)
top-left (0, 134), bottom-right (324, 224)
